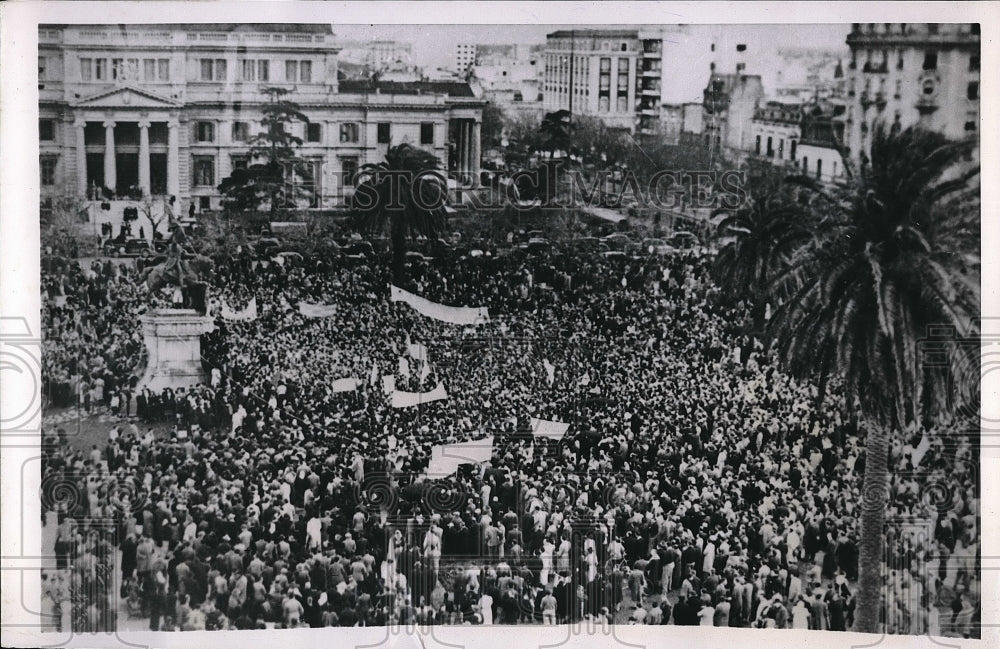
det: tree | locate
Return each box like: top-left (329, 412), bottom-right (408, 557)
top-left (767, 126), bottom-right (979, 633)
top-left (481, 102), bottom-right (505, 151)
top-left (540, 110), bottom-right (572, 159)
top-left (352, 143), bottom-right (449, 284)
top-left (217, 87), bottom-right (313, 220)
top-left (712, 185), bottom-right (810, 365)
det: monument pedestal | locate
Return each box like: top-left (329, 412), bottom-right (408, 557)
top-left (138, 309), bottom-right (216, 392)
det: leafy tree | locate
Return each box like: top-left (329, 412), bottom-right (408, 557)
top-left (217, 87), bottom-right (313, 220)
top-left (481, 102), bottom-right (505, 151)
top-left (352, 143), bottom-right (449, 284)
top-left (768, 126), bottom-right (979, 633)
top-left (540, 109), bottom-right (572, 159)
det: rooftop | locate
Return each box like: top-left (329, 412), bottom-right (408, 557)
top-left (44, 23), bottom-right (334, 35)
top-left (338, 80), bottom-right (477, 98)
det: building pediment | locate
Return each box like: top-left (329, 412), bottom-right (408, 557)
top-left (72, 86), bottom-right (182, 109)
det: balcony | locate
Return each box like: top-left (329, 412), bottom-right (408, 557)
top-left (863, 61), bottom-right (889, 74)
top-left (859, 91), bottom-right (874, 107)
top-left (642, 86), bottom-right (660, 96)
top-left (916, 95), bottom-right (939, 113)
top-left (875, 91), bottom-right (887, 108)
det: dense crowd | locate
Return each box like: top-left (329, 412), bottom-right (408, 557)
top-left (40, 230), bottom-right (980, 635)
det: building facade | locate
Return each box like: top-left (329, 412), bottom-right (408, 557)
top-left (702, 73), bottom-right (765, 153)
top-left (749, 101), bottom-right (803, 167)
top-left (542, 29), bottom-right (640, 131)
top-left (844, 22), bottom-right (979, 162)
top-left (455, 43), bottom-right (476, 74)
top-left (38, 24), bottom-right (484, 213)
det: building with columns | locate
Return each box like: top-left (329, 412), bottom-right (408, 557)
top-left (38, 23), bottom-right (484, 213)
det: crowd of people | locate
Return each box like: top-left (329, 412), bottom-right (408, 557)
top-left (39, 223), bottom-right (980, 635)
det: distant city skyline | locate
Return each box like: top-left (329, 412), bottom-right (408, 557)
top-left (332, 24), bottom-right (852, 70)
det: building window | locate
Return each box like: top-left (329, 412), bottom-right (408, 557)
top-left (306, 122), bottom-right (321, 143)
top-left (923, 79), bottom-right (936, 95)
top-left (242, 60), bottom-right (269, 82)
top-left (258, 60), bottom-right (270, 82)
top-left (766, 136), bottom-right (774, 157)
top-left (600, 58), bottom-right (611, 73)
top-left (755, 134), bottom-right (761, 155)
top-left (802, 156), bottom-right (808, 172)
top-left (377, 122), bottom-right (391, 144)
top-left (736, 43), bottom-right (747, 52)
top-left (599, 96), bottom-right (610, 112)
top-left (618, 72), bottom-right (629, 93)
top-left (340, 157), bottom-right (358, 186)
top-left (158, 59), bottom-right (170, 81)
top-left (967, 81), bottom-right (979, 100)
top-left (40, 156), bottom-right (57, 186)
top-left (964, 120), bottom-right (976, 132)
top-left (195, 122), bottom-right (215, 143)
top-left (80, 57), bottom-right (92, 81)
top-left (971, 23), bottom-right (980, 35)
top-left (111, 58), bottom-right (123, 80)
top-left (816, 159), bottom-right (823, 179)
top-left (199, 196), bottom-right (211, 210)
top-left (199, 59), bottom-right (227, 82)
top-left (970, 55), bottom-right (980, 71)
top-left (599, 74), bottom-right (610, 91)
top-left (231, 121), bottom-right (250, 142)
top-left (95, 58), bottom-right (106, 80)
top-left (242, 60), bottom-right (256, 81)
top-left (144, 59), bottom-right (157, 80)
top-left (778, 138), bottom-right (784, 159)
top-left (617, 95), bottom-right (628, 112)
top-left (39, 119), bottom-right (55, 141)
top-left (895, 79), bottom-right (902, 98)
top-left (38, 57), bottom-right (47, 79)
top-left (340, 123), bottom-right (359, 143)
top-left (923, 52), bottom-right (937, 70)
top-left (193, 156), bottom-right (215, 186)
top-left (299, 60), bottom-right (312, 83)
top-left (231, 155), bottom-right (248, 171)
top-left (420, 122), bottom-right (434, 145)
top-left (286, 60), bottom-right (298, 82)
top-left (790, 140), bottom-right (797, 161)
top-left (897, 53), bottom-right (904, 70)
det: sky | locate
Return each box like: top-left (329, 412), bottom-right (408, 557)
top-left (331, 24), bottom-right (852, 69)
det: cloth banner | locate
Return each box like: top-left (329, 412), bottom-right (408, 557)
top-left (370, 361), bottom-right (380, 387)
top-left (543, 359), bottom-right (556, 386)
top-left (530, 418), bottom-right (570, 440)
top-left (382, 375), bottom-right (396, 395)
top-left (391, 382), bottom-right (448, 408)
top-left (398, 356), bottom-right (411, 379)
top-left (331, 377), bottom-right (362, 393)
top-left (222, 297), bottom-right (258, 321)
top-left (299, 302), bottom-right (338, 318)
top-left (426, 435), bottom-right (494, 477)
top-left (390, 285), bottom-right (489, 325)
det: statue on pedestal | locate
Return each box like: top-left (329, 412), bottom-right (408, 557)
top-left (143, 219), bottom-right (213, 314)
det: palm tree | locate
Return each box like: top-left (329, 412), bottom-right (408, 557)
top-left (768, 126), bottom-right (979, 633)
top-left (352, 143), bottom-right (449, 285)
top-left (712, 185), bottom-right (812, 365)
top-left (540, 110), bottom-right (572, 159)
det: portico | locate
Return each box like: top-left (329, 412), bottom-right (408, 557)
top-left (71, 86), bottom-right (182, 198)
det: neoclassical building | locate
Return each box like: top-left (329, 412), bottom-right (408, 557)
top-left (38, 23), bottom-right (484, 212)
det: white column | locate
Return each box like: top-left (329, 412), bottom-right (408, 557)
top-left (138, 120), bottom-right (151, 197)
top-left (74, 119), bottom-right (87, 197)
top-left (167, 119), bottom-right (180, 199)
top-left (471, 121), bottom-right (481, 181)
top-left (103, 120), bottom-right (117, 193)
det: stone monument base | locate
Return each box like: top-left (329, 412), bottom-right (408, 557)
top-left (138, 309), bottom-right (216, 392)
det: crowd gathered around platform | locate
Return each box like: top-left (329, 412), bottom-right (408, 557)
top-left (39, 229), bottom-right (980, 635)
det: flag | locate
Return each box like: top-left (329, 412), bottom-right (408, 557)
top-left (299, 301), bottom-right (337, 318)
top-left (391, 382), bottom-right (448, 408)
top-left (419, 361), bottom-right (431, 385)
top-left (911, 433), bottom-right (932, 468)
top-left (406, 338), bottom-right (429, 363)
top-left (398, 356), bottom-right (411, 380)
top-left (530, 418), bottom-right (570, 440)
top-left (426, 435), bottom-right (494, 477)
top-left (382, 375), bottom-right (396, 395)
top-left (331, 377), bottom-right (362, 393)
top-left (369, 361), bottom-right (380, 387)
top-left (543, 359), bottom-right (556, 386)
top-left (390, 285), bottom-right (489, 326)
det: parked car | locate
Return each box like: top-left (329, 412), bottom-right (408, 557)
top-left (641, 238), bottom-right (676, 255)
top-left (255, 237), bottom-right (281, 257)
top-left (669, 231), bottom-right (700, 250)
top-left (526, 237), bottom-right (552, 254)
top-left (600, 233), bottom-right (633, 251)
top-left (102, 238), bottom-right (151, 258)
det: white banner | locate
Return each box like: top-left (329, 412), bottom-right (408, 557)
top-left (331, 377), bottom-right (362, 393)
top-left (382, 375), bottom-right (396, 395)
top-left (221, 297), bottom-right (258, 321)
top-left (530, 417), bottom-right (570, 440)
top-left (390, 285), bottom-right (489, 325)
top-left (543, 359), bottom-right (556, 386)
top-left (407, 338), bottom-right (429, 362)
top-left (398, 356), bottom-right (411, 380)
top-left (391, 381), bottom-right (448, 408)
top-left (426, 435), bottom-right (494, 477)
top-left (299, 301), bottom-right (338, 318)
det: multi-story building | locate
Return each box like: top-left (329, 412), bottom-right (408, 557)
top-left (470, 43), bottom-right (544, 120)
top-left (702, 73), bottom-right (765, 153)
top-left (455, 43), bottom-right (476, 74)
top-left (542, 29), bottom-right (641, 132)
top-left (798, 100), bottom-right (848, 182)
top-left (338, 39), bottom-right (413, 70)
top-left (37, 23), bottom-right (484, 216)
top-left (749, 100), bottom-right (803, 167)
top-left (844, 22), bottom-right (980, 163)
